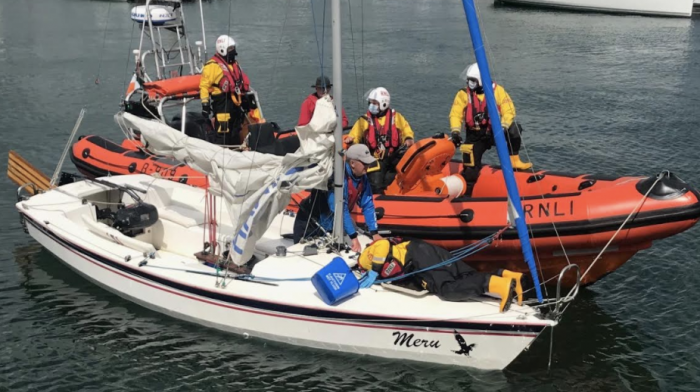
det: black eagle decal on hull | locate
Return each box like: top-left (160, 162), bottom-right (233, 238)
top-left (452, 330), bottom-right (476, 356)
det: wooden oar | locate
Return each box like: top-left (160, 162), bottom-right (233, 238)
top-left (7, 150), bottom-right (51, 195)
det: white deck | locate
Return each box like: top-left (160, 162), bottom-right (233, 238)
top-left (17, 174), bottom-right (555, 370)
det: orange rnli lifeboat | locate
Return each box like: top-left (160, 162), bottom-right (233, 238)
top-left (339, 135), bottom-right (700, 287)
top-left (71, 133), bottom-right (700, 287)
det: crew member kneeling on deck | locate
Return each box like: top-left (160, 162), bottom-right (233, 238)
top-left (449, 63), bottom-right (532, 183)
top-left (293, 144), bottom-right (382, 253)
top-left (200, 35), bottom-right (259, 146)
top-left (344, 87), bottom-right (414, 193)
top-left (358, 238), bottom-right (524, 313)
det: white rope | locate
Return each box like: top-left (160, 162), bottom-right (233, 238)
top-left (50, 109), bottom-right (86, 187)
top-left (580, 172), bottom-right (666, 281)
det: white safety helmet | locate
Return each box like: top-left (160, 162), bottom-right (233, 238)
top-left (459, 63), bottom-right (482, 87)
top-left (367, 87), bottom-right (391, 111)
top-left (216, 35), bottom-right (236, 56)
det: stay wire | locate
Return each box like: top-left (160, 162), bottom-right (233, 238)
top-left (121, 21), bottom-right (137, 100)
top-left (95, 1), bottom-right (112, 85)
top-left (361, 0), bottom-right (365, 96)
top-left (270, 0), bottom-right (292, 88)
top-left (310, 0), bottom-right (325, 82)
top-left (348, 0), bottom-right (361, 113)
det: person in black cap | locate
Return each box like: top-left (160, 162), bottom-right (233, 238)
top-left (297, 76), bottom-right (349, 128)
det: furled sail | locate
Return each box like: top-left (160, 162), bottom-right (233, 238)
top-left (117, 96), bottom-right (338, 265)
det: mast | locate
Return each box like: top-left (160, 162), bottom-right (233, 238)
top-left (331, 0), bottom-right (344, 247)
top-left (459, 0), bottom-right (543, 302)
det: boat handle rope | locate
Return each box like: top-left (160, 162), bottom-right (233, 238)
top-left (580, 170), bottom-right (668, 282)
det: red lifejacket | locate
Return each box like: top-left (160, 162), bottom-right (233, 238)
top-left (365, 109), bottom-right (400, 155)
top-left (346, 171), bottom-right (365, 211)
top-left (463, 84), bottom-right (498, 131)
top-left (209, 55), bottom-right (246, 96)
top-left (365, 237), bottom-right (407, 279)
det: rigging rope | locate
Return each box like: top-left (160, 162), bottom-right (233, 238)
top-left (310, 0), bottom-right (327, 79)
top-left (270, 0), bottom-right (292, 90)
top-left (95, 2), bottom-right (112, 85)
top-left (348, 0), bottom-right (362, 113)
top-left (121, 21), bottom-right (137, 98)
top-left (580, 171), bottom-right (666, 281)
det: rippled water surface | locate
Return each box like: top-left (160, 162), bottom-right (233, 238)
top-left (1, 0), bottom-right (700, 390)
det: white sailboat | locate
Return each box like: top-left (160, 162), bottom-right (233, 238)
top-left (496, 0), bottom-right (694, 18)
top-left (13, 0), bottom-right (575, 370)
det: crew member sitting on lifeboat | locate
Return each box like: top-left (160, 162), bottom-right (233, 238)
top-left (449, 63), bottom-right (532, 183)
top-left (200, 35), bottom-right (261, 146)
top-left (344, 87), bottom-right (415, 193)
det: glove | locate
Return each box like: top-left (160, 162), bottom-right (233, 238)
top-left (451, 131), bottom-right (462, 147)
top-left (360, 270), bottom-right (379, 288)
top-left (202, 102), bottom-right (211, 118)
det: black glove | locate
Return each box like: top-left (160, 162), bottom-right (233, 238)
top-left (451, 131), bottom-right (462, 147)
top-left (202, 102), bottom-right (211, 118)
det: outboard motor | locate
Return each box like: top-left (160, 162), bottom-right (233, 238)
top-left (112, 202), bottom-right (159, 237)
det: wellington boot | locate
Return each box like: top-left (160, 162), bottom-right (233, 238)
top-left (510, 155), bottom-right (532, 171)
top-left (499, 269), bottom-right (523, 306)
top-left (487, 275), bottom-right (516, 313)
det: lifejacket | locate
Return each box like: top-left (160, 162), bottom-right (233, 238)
top-left (208, 55), bottom-right (246, 104)
top-left (366, 237), bottom-right (407, 279)
top-left (463, 84), bottom-right (498, 132)
top-left (365, 109), bottom-right (400, 156)
top-left (346, 171), bottom-right (365, 211)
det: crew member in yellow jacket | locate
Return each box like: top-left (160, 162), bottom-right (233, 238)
top-left (449, 63), bottom-right (532, 183)
top-left (344, 87), bottom-right (415, 193)
top-left (200, 35), bottom-right (262, 146)
top-left (358, 238), bottom-right (524, 313)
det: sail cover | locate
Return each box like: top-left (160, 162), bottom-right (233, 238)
top-left (117, 96), bottom-right (338, 265)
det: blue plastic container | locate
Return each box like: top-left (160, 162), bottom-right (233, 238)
top-left (311, 257), bottom-right (360, 306)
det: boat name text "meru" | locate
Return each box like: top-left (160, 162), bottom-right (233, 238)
top-left (392, 332), bottom-right (441, 349)
top-left (522, 200), bottom-right (574, 219)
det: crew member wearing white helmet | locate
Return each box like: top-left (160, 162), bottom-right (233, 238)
top-left (449, 63), bottom-right (532, 182)
top-left (199, 35), bottom-right (258, 146)
top-left (344, 87), bottom-right (415, 193)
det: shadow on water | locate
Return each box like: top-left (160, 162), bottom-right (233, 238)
top-left (2, 245), bottom-right (660, 391)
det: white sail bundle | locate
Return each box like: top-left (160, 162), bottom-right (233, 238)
top-left (117, 96), bottom-right (339, 265)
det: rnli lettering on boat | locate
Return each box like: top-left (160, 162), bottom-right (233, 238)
top-left (522, 200), bottom-right (574, 219)
top-left (392, 332), bottom-right (441, 349)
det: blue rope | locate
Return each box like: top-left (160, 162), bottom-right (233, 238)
top-left (376, 231), bottom-right (502, 284)
top-left (376, 242), bottom-right (491, 284)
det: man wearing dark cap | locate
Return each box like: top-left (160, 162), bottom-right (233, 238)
top-left (297, 76), bottom-right (349, 129)
top-left (293, 143), bottom-right (382, 253)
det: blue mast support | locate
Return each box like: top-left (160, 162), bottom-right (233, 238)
top-left (460, 0), bottom-right (543, 302)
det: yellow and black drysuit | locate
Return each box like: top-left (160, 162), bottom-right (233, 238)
top-left (346, 110), bottom-right (415, 193)
top-left (449, 85), bottom-right (531, 183)
top-left (359, 238), bottom-right (524, 312)
top-left (199, 54), bottom-right (258, 146)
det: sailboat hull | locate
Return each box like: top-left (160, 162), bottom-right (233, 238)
top-left (496, 0), bottom-right (694, 18)
top-left (17, 175), bottom-right (554, 370)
